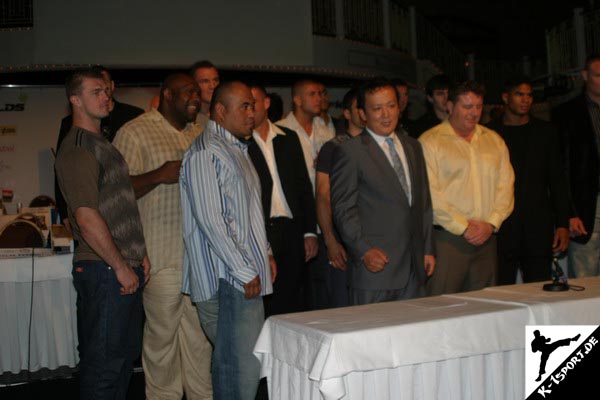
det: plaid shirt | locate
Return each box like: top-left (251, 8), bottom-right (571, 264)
top-left (113, 109), bottom-right (201, 273)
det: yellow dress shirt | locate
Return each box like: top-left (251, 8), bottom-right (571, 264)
top-left (419, 121), bottom-right (515, 235)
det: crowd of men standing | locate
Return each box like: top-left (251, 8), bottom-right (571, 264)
top-left (54, 54), bottom-right (600, 399)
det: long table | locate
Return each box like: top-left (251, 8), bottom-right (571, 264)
top-left (0, 252), bottom-right (78, 382)
top-left (254, 277), bottom-right (600, 400)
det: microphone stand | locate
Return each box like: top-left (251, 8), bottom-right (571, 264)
top-left (543, 256), bottom-right (569, 291)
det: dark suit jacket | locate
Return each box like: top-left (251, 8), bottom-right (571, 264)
top-left (330, 130), bottom-right (434, 291)
top-left (553, 94), bottom-right (599, 244)
top-left (486, 117), bottom-right (570, 249)
top-left (248, 124), bottom-right (316, 235)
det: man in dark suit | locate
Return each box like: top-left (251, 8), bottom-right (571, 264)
top-left (247, 85), bottom-right (318, 316)
top-left (553, 54), bottom-right (600, 277)
top-left (330, 78), bottom-right (435, 305)
top-left (487, 76), bottom-right (570, 284)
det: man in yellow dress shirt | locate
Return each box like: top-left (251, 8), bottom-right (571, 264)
top-left (419, 81), bottom-right (514, 295)
top-left (113, 74), bottom-right (212, 399)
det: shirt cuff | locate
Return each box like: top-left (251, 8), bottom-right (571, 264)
top-left (303, 233), bottom-right (317, 238)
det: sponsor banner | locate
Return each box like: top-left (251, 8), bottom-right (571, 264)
top-left (526, 325), bottom-right (599, 399)
top-left (0, 126), bottom-right (17, 136)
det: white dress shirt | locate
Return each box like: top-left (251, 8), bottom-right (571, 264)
top-left (366, 128), bottom-right (412, 204)
top-left (252, 122), bottom-right (294, 219)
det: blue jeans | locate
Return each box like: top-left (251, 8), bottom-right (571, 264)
top-left (195, 279), bottom-right (264, 400)
top-left (72, 260), bottom-right (145, 400)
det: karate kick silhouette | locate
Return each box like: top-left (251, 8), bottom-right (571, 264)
top-left (531, 330), bottom-right (581, 381)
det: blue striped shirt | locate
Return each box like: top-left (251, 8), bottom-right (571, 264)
top-left (180, 120), bottom-right (273, 302)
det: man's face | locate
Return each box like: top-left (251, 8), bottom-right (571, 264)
top-left (343, 98), bottom-right (364, 131)
top-left (220, 83), bottom-right (256, 138)
top-left (448, 91), bottom-right (483, 135)
top-left (396, 85), bottom-right (409, 115)
top-left (583, 60), bottom-right (600, 99)
top-left (294, 83), bottom-right (322, 116)
top-left (429, 88), bottom-right (449, 114)
top-left (72, 77), bottom-right (110, 120)
top-left (503, 83), bottom-right (533, 117)
top-left (100, 70), bottom-right (114, 99)
top-left (358, 86), bottom-right (399, 137)
top-left (170, 76), bottom-right (201, 123)
top-left (319, 84), bottom-right (330, 113)
top-left (251, 87), bottom-right (269, 128)
top-left (193, 67), bottom-right (220, 105)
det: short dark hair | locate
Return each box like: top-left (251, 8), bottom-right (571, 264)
top-left (425, 74), bottom-right (454, 96)
top-left (503, 75), bottom-right (532, 94)
top-left (291, 79), bottom-right (319, 98)
top-left (342, 87), bottom-right (359, 111)
top-left (91, 65), bottom-right (111, 81)
top-left (390, 78), bottom-right (408, 88)
top-left (189, 60), bottom-right (217, 76)
top-left (356, 77), bottom-right (398, 110)
top-left (448, 80), bottom-right (485, 103)
top-left (248, 83), bottom-right (267, 97)
top-left (210, 81), bottom-right (247, 116)
top-left (65, 68), bottom-right (105, 99)
top-left (585, 53), bottom-right (600, 71)
top-left (267, 92), bottom-right (284, 122)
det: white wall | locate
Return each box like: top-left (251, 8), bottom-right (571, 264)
top-left (0, 86), bottom-right (156, 213)
top-left (1, 1), bottom-right (313, 68)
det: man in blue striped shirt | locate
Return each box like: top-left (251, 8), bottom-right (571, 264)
top-left (180, 81), bottom-right (276, 400)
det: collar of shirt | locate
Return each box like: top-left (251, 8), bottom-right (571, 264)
top-left (252, 121), bottom-right (287, 143)
top-left (147, 108), bottom-right (198, 133)
top-left (365, 127), bottom-right (396, 145)
top-left (439, 120), bottom-right (485, 141)
top-left (207, 120), bottom-right (249, 150)
top-left (585, 93), bottom-right (600, 109)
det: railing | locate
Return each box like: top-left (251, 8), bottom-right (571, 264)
top-left (547, 18), bottom-right (579, 72)
top-left (0, 0), bottom-right (32, 29)
top-left (547, 5), bottom-right (600, 74)
top-left (312, 0), bottom-right (337, 37)
top-left (311, 0), bottom-right (465, 80)
top-left (414, 12), bottom-right (465, 81)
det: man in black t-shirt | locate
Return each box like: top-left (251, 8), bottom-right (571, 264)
top-left (314, 88), bottom-right (364, 307)
top-left (487, 77), bottom-right (570, 284)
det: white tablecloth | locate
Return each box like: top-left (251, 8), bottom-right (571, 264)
top-left (254, 277), bottom-right (600, 400)
top-left (0, 253), bottom-right (78, 376)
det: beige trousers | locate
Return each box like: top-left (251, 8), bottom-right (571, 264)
top-left (142, 268), bottom-right (213, 399)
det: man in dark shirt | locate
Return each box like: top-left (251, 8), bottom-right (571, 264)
top-left (54, 65), bottom-right (144, 227)
top-left (411, 74), bottom-right (454, 137)
top-left (55, 68), bottom-right (150, 400)
top-left (553, 54), bottom-right (600, 277)
top-left (487, 77), bottom-right (570, 284)
top-left (314, 88), bottom-right (364, 307)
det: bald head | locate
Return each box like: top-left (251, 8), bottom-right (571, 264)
top-left (158, 73), bottom-right (201, 130)
top-left (211, 81), bottom-right (256, 138)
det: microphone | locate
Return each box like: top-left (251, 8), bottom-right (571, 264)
top-left (543, 253), bottom-right (569, 292)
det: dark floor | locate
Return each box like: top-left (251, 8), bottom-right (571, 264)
top-left (1, 371), bottom-right (269, 399)
top-left (0, 369), bottom-right (146, 399)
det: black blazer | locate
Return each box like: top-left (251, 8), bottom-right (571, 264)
top-left (248, 124), bottom-right (316, 235)
top-left (553, 94), bottom-right (599, 244)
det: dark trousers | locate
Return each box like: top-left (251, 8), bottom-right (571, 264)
top-left (73, 260), bottom-right (144, 400)
top-left (426, 229), bottom-right (497, 296)
top-left (263, 217), bottom-right (306, 316)
top-left (305, 234), bottom-right (349, 310)
top-left (350, 268), bottom-right (424, 305)
top-left (497, 218), bottom-right (553, 284)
